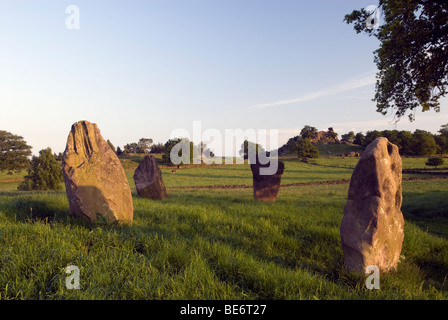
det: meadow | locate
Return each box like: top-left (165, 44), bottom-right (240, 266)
top-left (0, 155), bottom-right (447, 300)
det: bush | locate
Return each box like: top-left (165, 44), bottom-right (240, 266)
top-left (425, 157), bottom-right (444, 168)
top-left (297, 138), bottom-right (319, 161)
top-left (162, 138), bottom-right (194, 166)
top-left (18, 148), bottom-right (63, 191)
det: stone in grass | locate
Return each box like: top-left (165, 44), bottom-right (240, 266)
top-left (340, 137), bottom-right (404, 273)
top-left (62, 120), bottom-right (134, 224)
top-left (250, 156), bottom-right (285, 202)
top-left (133, 155), bottom-right (169, 200)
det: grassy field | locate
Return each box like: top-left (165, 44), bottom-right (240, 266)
top-left (0, 155), bottom-right (447, 300)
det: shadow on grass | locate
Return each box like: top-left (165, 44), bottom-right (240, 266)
top-left (0, 191), bottom-right (95, 229)
top-left (2, 186), bottom-right (446, 296)
top-left (402, 191), bottom-right (448, 237)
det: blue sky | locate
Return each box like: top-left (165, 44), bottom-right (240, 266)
top-left (1, 0), bottom-right (448, 155)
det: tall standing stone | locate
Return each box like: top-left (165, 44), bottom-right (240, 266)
top-left (250, 157), bottom-right (285, 202)
top-left (62, 120), bottom-right (134, 223)
top-left (340, 137), bottom-right (404, 273)
top-left (133, 155), bottom-right (169, 200)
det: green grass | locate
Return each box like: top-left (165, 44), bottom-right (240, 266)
top-left (315, 143), bottom-right (363, 156)
top-left (0, 170), bottom-right (27, 193)
top-left (0, 157), bottom-right (447, 300)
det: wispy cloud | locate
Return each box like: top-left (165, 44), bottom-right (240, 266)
top-left (250, 70), bottom-right (377, 109)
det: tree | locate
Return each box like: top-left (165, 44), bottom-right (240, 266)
top-left (440, 123), bottom-right (448, 136)
top-left (434, 135), bottom-right (448, 156)
top-left (300, 125), bottom-right (318, 140)
top-left (162, 138), bottom-right (194, 166)
top-left (0, 130), bottom-right (32, 173)
top-left (435, 123), bottom-right (448, 155)
top-left (150, 143), bottom-right (165, 154)
top-left (397, 130), bottom-right (414, 155)
top-left (341, 131), bottom-right (355, 143)
top-left (137, 138), bottom-right (153, 154)
top-left (239, 140), bottom-right (265, 160)
top-left (18, 148), bottom-right (63, 191)
top-left (198, 142), bottom-right (215, 162)
top-left (363, 130), bottom-right (382, 147)
top-left (116, 146), bottom-right (123, 156)
top-left (412, 129), bottom-right (437, 156)
top-left (381, 130), bottom-right (400, 147)
top-left (327, 129), bottom-right (338, 140)
top-left (296, 138), bottom-right (319, 161)
top-left (344, 1), bottom-right (448, 121)
top-left (353, 132), bottom-right (365, 146)
top-left (54, 152), bottom-right (63, 162)
top-left (426, 157), bottom-right (444, 168)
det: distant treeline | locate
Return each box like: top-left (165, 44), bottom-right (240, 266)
top-left (278, 124), bottom-right (448, 157)
top-left (346, 129), bottom-right (446, 156)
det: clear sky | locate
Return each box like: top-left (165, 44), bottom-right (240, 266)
top-left (1, 0), bottom-right (448, 155)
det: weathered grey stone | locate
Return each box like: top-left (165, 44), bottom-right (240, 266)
top-left (62, 120), bottom-right (134, 223)
top-left (133, 155), bottom-right (169, 200)
top-left (340, 137), bottom-right (404, 273)
top-left (250, 158), bottom-right (284, 202)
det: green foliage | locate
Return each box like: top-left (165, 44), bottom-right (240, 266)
top-left (277, 136), bottom-right (301, 155)
top-left (123, 138), bottom-right (153, 154)
top-left (162, 138), bottom-right (194, 166)
top-left (435, 135), bottom-right (448, 156)
top-left (300, 125), bottom-right (318, 140)
top-left (0, 179), bottom-right (447, 299)
top-left (341, 131), bottom-right (355, 143)
top-left (357, 129), bottom-right (436, 156)
top-left (440, 123), bottom-right (448, 136)
top-left (297, 138), bottom-right (319, 161)
top-left (344, 1), bottom-right (448, 121)
top-left (0, 130), bottom-right (32, 173)
top-left (123, 142), bottom-right (137, 154)
top-left (150, 142), bottom-right (165, 154)
top-left (397, 130), bottom-right (414, 155)
top-left (412, 130), bottom-right (437, 156)
top-left (54, 152), bottom-right (63, 162)
top-left (239, 140), bottom-right (265, 160)
top-left (363, 130), bottom-right (382, 147)
top-left (18, 148), bottom-right (63, 191)
top-left (353, 132), bottom-right (365, 146)
top-left (425, 157), bottom-right (444, 168)
top-left (137, 138), bottom-right (153, 154)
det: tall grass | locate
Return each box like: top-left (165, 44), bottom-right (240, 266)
top-left (0, 178), bottom-right (447, 300)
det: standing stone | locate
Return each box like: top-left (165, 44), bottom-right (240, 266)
top-left (62, 120), bottom-right (134, 223)
top-left (133, 155), bottom-right (169, 200)
top-left (250, 158), bottom-right (285, 202)
top-left (340, 137), bottom-right (404, 273)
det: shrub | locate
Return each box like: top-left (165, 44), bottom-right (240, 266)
top-left (18, 148), bottom-right (63, 191)
top-left (425, 157), bottom-right (444, 168)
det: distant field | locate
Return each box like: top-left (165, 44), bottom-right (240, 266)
top-left (0, 154), bottom-right (447, 300)
top-left (2, 155), bottom-right (446, 192)
top-left (315, 143), bottom-right (363, 156)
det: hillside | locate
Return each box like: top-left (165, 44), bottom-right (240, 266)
top-left (280, 142), bottom-right (364, 157)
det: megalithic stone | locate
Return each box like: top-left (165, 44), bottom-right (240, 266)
top-left (250, 156), bottom-right (284, 202)
top-left (340, 137), bottom-right (404, 273)
top-left (62, 120), bottom-right (134, 223)
top-left (133, 155), bottom-right (169, 200)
